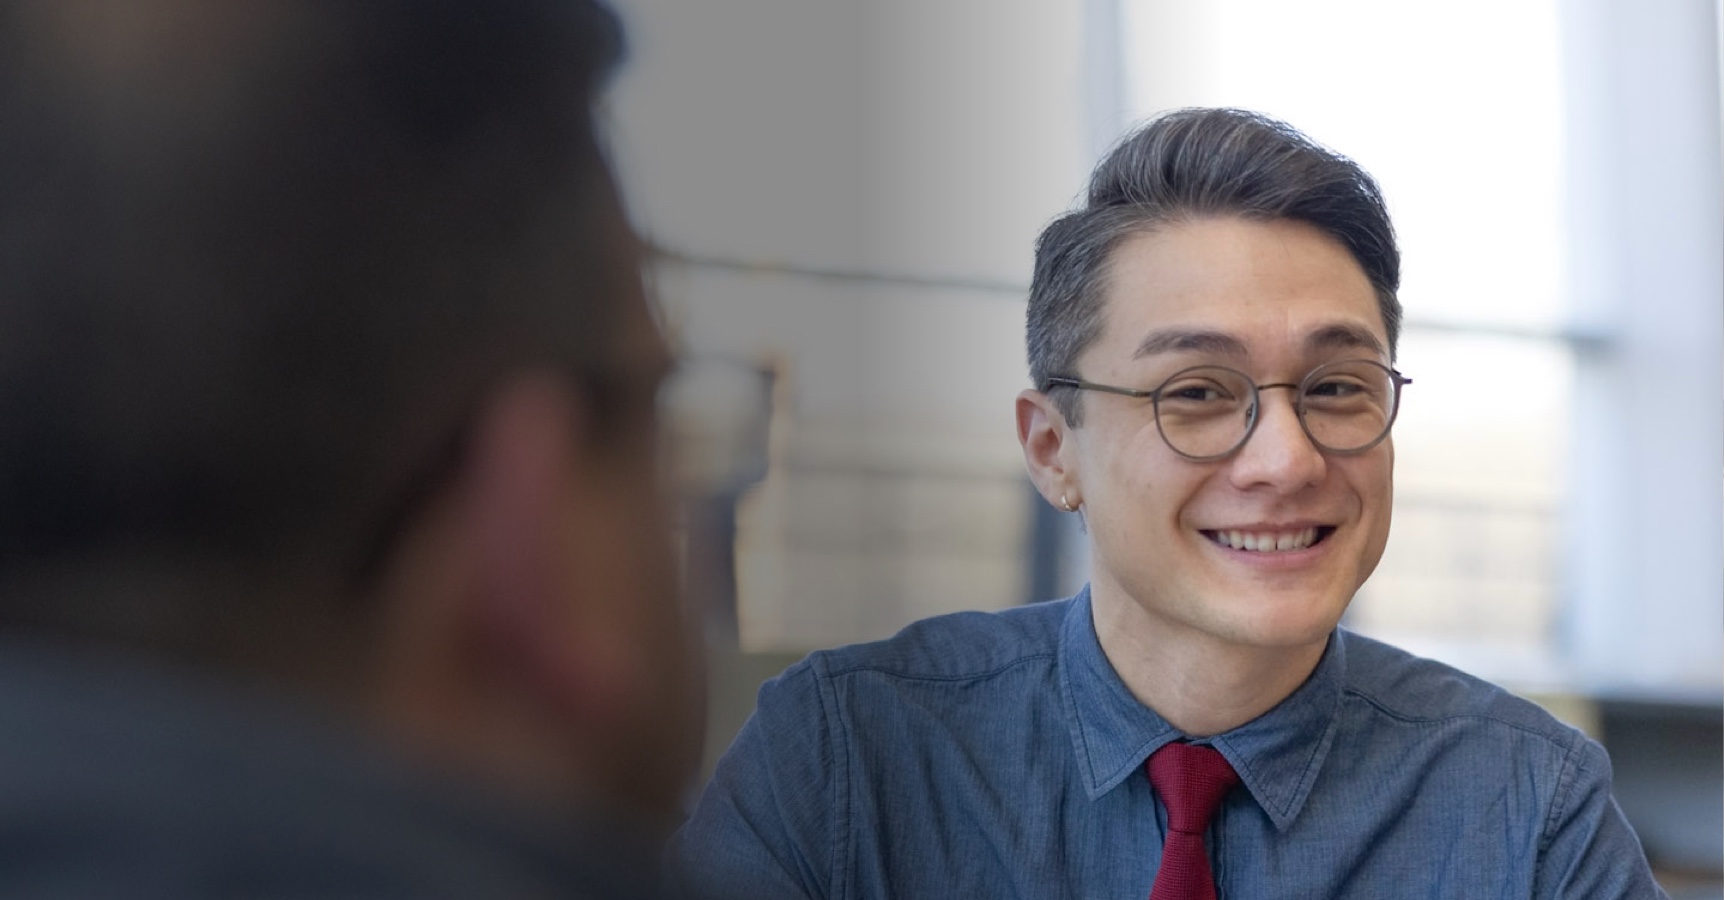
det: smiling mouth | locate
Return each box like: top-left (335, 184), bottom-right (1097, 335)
top-left (1202, 526), bottom-right (1335, 552)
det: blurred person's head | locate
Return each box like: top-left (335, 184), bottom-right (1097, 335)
top-left (0, 0), bottom-right (700, 830)
top-left (1016, 108), bottom-right (1405, 668)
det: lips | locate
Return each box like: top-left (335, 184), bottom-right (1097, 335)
top-left (1202, 526), bottom-right (1334, 552)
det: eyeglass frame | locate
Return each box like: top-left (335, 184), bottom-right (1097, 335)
top-left (1041, 359), bottom-right (1413, 462)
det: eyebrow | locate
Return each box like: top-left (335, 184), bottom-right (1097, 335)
top-left (1131, 329), bottom-right (1249, 360)
top-left (1304, 323), bottom-right (1387, 357)
top-left (1130, 322), bottom-right (1387, 361)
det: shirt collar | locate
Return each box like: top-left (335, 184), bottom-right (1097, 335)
top-left (1058, 587), bottom-right (1346, 831)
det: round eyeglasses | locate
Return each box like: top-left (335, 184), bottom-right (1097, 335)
top-left (1043, 359), bottom-right (1412, 461)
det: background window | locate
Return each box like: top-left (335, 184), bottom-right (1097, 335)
top-left (1109, 0), bottom-right (1722, 698)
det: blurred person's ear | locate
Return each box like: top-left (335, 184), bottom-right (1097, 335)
top-left (464, 373), bottom-right (654, 730)
top-left (368, 369), bottom-right (700, 832)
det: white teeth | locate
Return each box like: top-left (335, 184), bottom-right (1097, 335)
top-left (1214, 527), bottom-right (1318, 552)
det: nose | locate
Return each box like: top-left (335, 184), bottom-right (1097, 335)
top-left (1226, 387), bottom-right (1326, 492)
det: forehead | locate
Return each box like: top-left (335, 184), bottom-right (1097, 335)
top-left (1089, 216), bottom-right (1386, 367)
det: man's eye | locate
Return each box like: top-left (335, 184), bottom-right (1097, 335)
top-left (1162, 381), bottom-right (1233, 403)
top-left (1307, 379), bottom-right (1365, 398)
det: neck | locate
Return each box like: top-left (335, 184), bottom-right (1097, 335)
top-left (1089, 581), bottom-right (1328, 737)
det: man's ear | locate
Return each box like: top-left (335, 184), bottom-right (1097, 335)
top-left (1016, 388), bottom-right (1081, 511)
top-left (455, 370), bottom-right (702, 825)
top-left (460, 372), bottom-right (641, 730)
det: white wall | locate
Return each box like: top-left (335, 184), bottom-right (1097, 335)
top-left (608, 0), bottom-right (1093, 650)
top-left (1561, 0), bottom-right (1723, 694)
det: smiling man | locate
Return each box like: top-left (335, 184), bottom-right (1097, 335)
top-left (671, 109), bottom-right (1664, 898)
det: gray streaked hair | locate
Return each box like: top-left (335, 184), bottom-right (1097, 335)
top-left (1027, 108), bottom-right (1401, 425)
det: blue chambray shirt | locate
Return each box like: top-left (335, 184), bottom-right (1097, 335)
top-left (671, 589), bottom-right (1667, 899)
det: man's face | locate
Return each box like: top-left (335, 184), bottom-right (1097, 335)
top-left (1064, 216), bottom-right (1395, 653)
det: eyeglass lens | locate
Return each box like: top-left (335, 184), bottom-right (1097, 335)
top-left (1154, 361), bottom-right (1400, 459)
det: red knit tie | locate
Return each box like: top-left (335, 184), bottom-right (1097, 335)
top-left (1146, 742), bottom-right (1239, 900)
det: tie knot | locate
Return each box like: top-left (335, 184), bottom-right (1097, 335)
top-left (1147, 742), bottom-right (1239, 834)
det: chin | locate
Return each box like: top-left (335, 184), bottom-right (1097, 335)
top-left (1210, 588), bottom-right (1350, 650)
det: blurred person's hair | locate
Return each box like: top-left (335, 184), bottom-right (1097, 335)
top-left (0, 0), bottom-right (636, 665)
top-left (1027, 107), bottom-right (1402, 425)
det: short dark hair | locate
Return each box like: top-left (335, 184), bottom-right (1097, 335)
top-left (0, 0), bottom-right (632, 648)
top-left (1027, 107), bottom-right (1401, 425)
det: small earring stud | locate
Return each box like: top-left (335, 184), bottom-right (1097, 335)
top-left (1061, 493), bottom-right (1076, 513)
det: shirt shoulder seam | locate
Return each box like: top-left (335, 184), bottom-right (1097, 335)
top-left (819, 651), bottom-right (1058, 685)
top-left (1342, 686), bottom-right (1581, 747)
top-left (805, 652), bottom-right (849, 900)
top-left (1539, 731), bottom-right (1588, 857)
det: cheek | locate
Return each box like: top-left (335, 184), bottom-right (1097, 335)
top-left (1090, 447), bottom-right (1207, 542)
top-left (1342, 450), bottom-right (1395, 567)
top-left (1360, 446), bottom-right (1395, 512)
top-left (1082, 417), bottom-right (1173, 488)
